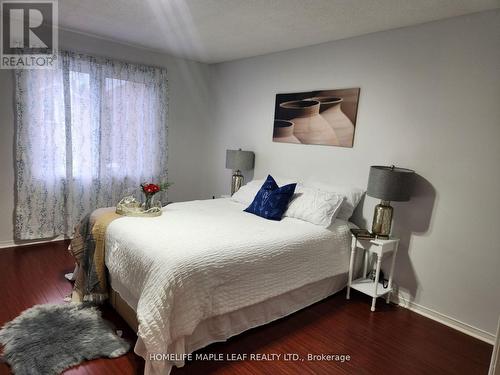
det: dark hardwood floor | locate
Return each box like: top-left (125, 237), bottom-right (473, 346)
top-left (0, 241), bottom-right (493, 375)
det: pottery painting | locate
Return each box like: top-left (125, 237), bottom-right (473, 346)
top-left (273, 88), bottom-right (360, 147)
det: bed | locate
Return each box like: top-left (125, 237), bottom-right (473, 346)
top-left (104, 197), bottom-right (353, 375)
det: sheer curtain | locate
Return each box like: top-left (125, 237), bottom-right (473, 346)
top-left (15, 51), bottom-right (168, 240)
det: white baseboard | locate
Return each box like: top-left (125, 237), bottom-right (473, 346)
top-left (0, 236), bottom-right (67, 249)
top-left (393, 294), bottom-right (495, 345)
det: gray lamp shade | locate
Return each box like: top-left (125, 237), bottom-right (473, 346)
top-left (225, 149), bottom-right (255, 171)
top-left (367, 165), bottom-right (415, 202)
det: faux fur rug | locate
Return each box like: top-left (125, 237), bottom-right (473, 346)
top-left (0, 303), bottom-right (130, 374)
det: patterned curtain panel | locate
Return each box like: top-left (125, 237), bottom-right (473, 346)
top-left (15, 51), bottom-right (168, 240)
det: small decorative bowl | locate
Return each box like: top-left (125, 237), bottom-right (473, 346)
top-left (115, 196), bottom-right (162, 217)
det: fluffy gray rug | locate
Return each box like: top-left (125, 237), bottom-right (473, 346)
top-left (0, 303), bottom-right (130, 374)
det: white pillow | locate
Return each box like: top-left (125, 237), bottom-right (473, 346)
top-left (303, 181), bottom-right (364, 220)
top-left (284, 185), bottom-right (344, 227)
top-left (230, 180), bottom-right (261, 205)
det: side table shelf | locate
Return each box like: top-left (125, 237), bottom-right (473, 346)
top-left (350, 278), bottom-right (392, 298)
top-left (346, 235), bottom-right (399, 311)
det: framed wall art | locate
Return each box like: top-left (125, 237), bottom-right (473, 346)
top-left (273, 88), bottom-right (360, 147)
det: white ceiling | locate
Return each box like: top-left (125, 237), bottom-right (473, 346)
top-left (58, 0), bottom-right (500, 64)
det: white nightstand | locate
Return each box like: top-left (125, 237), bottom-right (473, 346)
top-left (346, 235), bottom-right (399, 311)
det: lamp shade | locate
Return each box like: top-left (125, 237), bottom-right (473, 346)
top-left (225, 149), bottom-right (255, 171)
top-left (367, 165), bottom-right (415, 202)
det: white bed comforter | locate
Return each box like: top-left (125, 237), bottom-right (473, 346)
top-left (105, 198), bottom-right (351, 374)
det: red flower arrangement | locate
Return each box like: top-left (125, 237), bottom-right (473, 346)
top-left (141, 182), bottom-right (171, 209)
top-left (142, 183), bottom-right (161, 194)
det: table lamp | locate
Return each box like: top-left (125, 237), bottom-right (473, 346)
top-left (226, 149), bottom-right (255, 195)
top-left (367, 165), bottom-right (415, 238)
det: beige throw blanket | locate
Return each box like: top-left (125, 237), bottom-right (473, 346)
top-left (69, 207), bottom-right (121, 302)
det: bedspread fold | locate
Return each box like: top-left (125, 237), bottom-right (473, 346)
top-left (69, 207), bottom-right (121, 303)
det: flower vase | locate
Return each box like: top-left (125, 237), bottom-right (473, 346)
top-left (144, 194), bottom-right (154, 210)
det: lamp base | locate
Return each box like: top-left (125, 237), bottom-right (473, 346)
top-left (371, 200), bottom-right (393, 238)
top-left (231, 170), bottom-right (244, 195)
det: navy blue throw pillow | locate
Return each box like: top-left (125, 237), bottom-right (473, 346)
top-left (244, 175), bottom-right (297, 221)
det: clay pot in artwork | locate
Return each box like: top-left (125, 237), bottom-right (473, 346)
top-left (273, 120), bottom-right (301, 144)
top-left (279, 100), bottom-right (339, 146)
top-left (312, 96), bottom-right (354, 147)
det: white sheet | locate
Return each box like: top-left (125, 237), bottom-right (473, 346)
top-left (105, 198), bottom-right (352, 374)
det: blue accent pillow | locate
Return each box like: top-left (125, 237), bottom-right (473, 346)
top-left (244, 175), bottom-right (297, 221)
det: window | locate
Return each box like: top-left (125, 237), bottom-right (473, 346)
top-left (15, 51), bottom-right (168, 239)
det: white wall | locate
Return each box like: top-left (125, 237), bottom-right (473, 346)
top-left (0, 29), bottom-right (214, 245)
top-left (207, 11), bottom-right (500, 336)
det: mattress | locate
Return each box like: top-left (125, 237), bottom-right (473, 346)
top-left (105, 198), bottom-right (352, 374)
